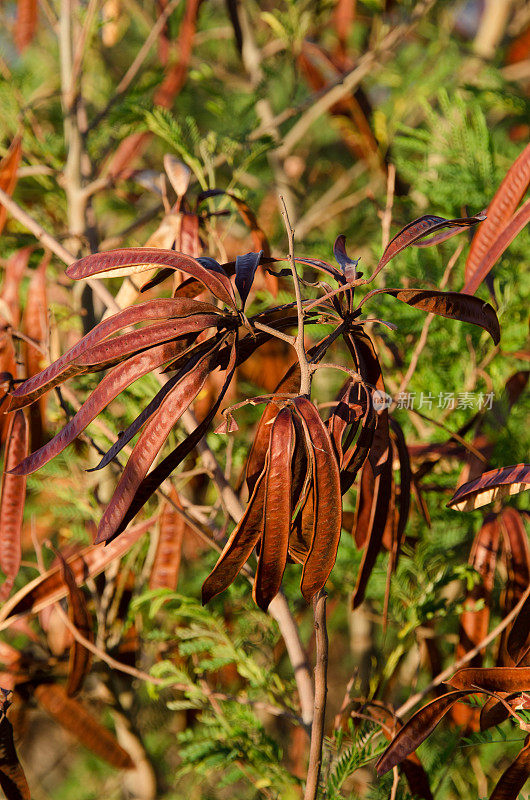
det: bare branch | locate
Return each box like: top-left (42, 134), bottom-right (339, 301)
top-left (274, 0), bottom-right (437, 159)
top-left (88, 0), bottom-right (182, 131)
top-left (304, 589), bottom-right (328, 800)
top-left (253, 320), bottom-right (296, 345)
top-left (0, 186), bottom-right (118, 312)
top-left (280, 195), bottom-right (311, 396)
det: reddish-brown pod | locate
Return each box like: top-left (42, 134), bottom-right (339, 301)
top-left (448, 464), bottom-right (530, 511)
top-left (464, 198), bottom-right (530, 295)
top-left (34, 684), bottom-right (134, 769)
top-left (14, 0), bottom-right (38, 52)
top-left (149, 491), bottom-right (185, 592)
top-left (0, 137), bottom-right (22, 236)
top-left (23, 255), bottom-right (49, 449)
top-left (253, 407), bottom-right (294, 610)
top-left (376, 691), bottom-right (473, 776)
top-left (51, 548), bottom-right (94, 697)
top-left (465, 143), bottom-right (530, 291)
top-left (294, 397), bottom-right (342, 603)
top-left (1, 247), bottom-right (32, 328)
top-left (0, 410), bottom-right (29, 600)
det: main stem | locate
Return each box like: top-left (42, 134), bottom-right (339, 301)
top-left (59, 0), bottom-right (85, 253)
top-left (279, 195), bottom-right (312, 396)
top-left (304, 589), bottom-right (328, 800)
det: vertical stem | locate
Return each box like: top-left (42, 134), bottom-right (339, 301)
top-left (279, 195), bottom-right (312, 396)
top-left (59, 0), bottom-right (85, 252)
top-left (304, 589), bottom-right (328, 800)
top-left (59, 0), bottom-right (102, 328)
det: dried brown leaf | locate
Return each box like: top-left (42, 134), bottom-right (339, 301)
top-left (0, 139), bottom-right (22, 237)
top-left (448, 464), bottom-right (530, 511)
top-left (0, 411), bottom-right (28, 600)
top-left (149, 490), bottom-right (185, 592)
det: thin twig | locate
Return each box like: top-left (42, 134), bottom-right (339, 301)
top-left (59, 0), bottom-right (86, 253)
top-left (253, 320), bottom-right (296, 345)
top-left (54, 603), bottom-right (167, 685)
top-left (55, 603), bottom-right (302, 727)
top-left (0, 187), bottom-right (74, 264)
top-left (310, 362), bottom-right (363, 384)
top-left (472, 686), bottom-right (530, 731)
top-left (239, 6), bottom-right (297, 223)
top-left (221, 393), bottom-right (299, 419)
top-left (88, 0), bottom-right (182, 131)
top-left (280, 196), bottom-right (311, 395)
top-left (99, 203), bottom-right (164, 249)
top-left (295, 163), bottom-right (367, 240)
top-left (274, 0), bottom-right (437, 158)
top-left (303, 277), bottom-right (366, 314)
top-left (396, 583), bottom-right (530, 719)
top-left (296, 182), bottom-right (380, 241)
top-left (304, 590), bottom-right (328, 800)
top-left (409, 408), bottom-right (487, 462)
top-left (390, 766), bottom-right (400, 800)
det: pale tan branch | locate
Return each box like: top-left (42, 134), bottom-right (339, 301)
top-left (0, 186), bottom-right (118, 312)
top-left (275, 0), bottom-right (436, 159)
top-left (280, 196), bottom-right (311, 395)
